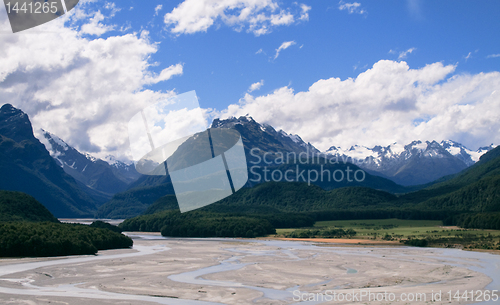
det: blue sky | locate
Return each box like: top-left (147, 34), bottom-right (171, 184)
top-left (0, 0), bottom-right (499, 160)
top-left (106, 0), bottom-right (500, 110)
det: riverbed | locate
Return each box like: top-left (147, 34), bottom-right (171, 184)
top-left (0, 233), bottom-right (498, 304)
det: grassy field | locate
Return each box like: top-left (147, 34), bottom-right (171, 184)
top-left (274, 219), bottom-right (500, 250)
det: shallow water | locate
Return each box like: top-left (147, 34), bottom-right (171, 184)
top-left (0, 245), bottom-right (224, 305)
top-left (132, 235), bottom-right (500, 304)
top-left (0, 235), bottom-right (499, 304)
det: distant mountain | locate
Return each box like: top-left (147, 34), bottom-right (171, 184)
top-left (120, 146), bottom-right (500, 236)
top-left (97, 115), bottom-right (496, 218)
top-left (97, 116), bottom-right (406, 218)
top-left (39, 129), bottom-right (140, 196)
top-left (218, 116), bottom-right (494, 186)
top-left (0, 104), bottom-right (101, 217)
top-left (325, 140), bottom-right (495, 186)
top-left (0, 190), bottom-right (58, 222)
top-left (399, 145), bottom-right (500, 212)
top-left (440, 140), bottom-right (495, 166)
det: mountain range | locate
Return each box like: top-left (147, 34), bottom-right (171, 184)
top-left (132, 144), bottom-right (500, 227)
top-left (0, 104), bottom-right (496, 219)
top-left (215, 116), bottom-right (495, 186)
top-left (40, 114), bottom-right (495, 191)
top-left (326, 140), bottom-right (496, 186)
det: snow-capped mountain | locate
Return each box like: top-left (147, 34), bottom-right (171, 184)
top-left (324, 140), bottom-right (496, 186)
top-left (211, 115), bottom-right (320, 158)
top-left (38, 129), bottom-right (140, 195)
top-left (212, 116), bottom-right (495, 186)
top-left (441, 140), bottom-right (497, 166)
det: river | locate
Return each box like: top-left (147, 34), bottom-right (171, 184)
top-left (0, 234), bottom-right (498, 304)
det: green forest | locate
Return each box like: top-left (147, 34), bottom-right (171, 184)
top-left (0, 221), bottom-right (132, 257)
top-left (0, 191), bottom-right (133, 257)
top-left (120, 210), bottom-right (275, 238)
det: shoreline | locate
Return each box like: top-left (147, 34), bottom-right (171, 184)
top-left (123, 232), bottom-right (500, 254)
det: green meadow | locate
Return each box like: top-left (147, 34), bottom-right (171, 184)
top-left (275, 219), bottom-right (500, 250)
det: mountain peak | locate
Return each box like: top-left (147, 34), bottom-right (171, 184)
top-left (210, 116), bottom-right (320, 155)
top-left (0, 103), bottom-right (34, 142)
top-left (211, 115), bottom-right (257, 128)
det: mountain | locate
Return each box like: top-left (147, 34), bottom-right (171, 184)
top-left (399, 145), bottom-right (500, 212)
top-left (440, 140), bottom-right (495, 166)
top-left (0, 104), bottom-right (101, 217)
top-left (211, 115), bottom-right (320, 159)
top-left (143, 182), bottom-right (398, 215)
top-left (325, 140), bottom-right (494, 186)
top-left (38, 129), bottom-right (140, 196)
top-left (121, 146), bottom-right (500, 236)
top-left (96, 116), bottom-right (406, 218)
top-left (0, 190), bottom-right (58, 222)
top-left (219, 116), bottom-right (493, 186)
top-left (95, 179), bottom-right (175, 219)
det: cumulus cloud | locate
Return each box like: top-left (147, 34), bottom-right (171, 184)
top-left (486, 54), bottom-right (500, 59)
top-left (274, 40), bottom-right (296, 59)
top-left (220, 60), bottom-right (500, 151)
top-left (338, 1), bottom-right (366, 15)
top-left (0, 3), bottom-right (182, 161)
top-left (248, 80), bottom-right (264, 92)
top-left (163, 0), bottom-right (310, 36)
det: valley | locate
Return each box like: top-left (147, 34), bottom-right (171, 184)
top-left (0, 235), bottom-right (499, 305)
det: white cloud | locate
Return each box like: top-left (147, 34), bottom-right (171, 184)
top-left (0, 4), bottom-right (182, 161)
top-left (248, 80), bottom-right (264, 92)
top-left (299, 4), bottom-right (311, 21)
top-left (144, 63), bottom-right (184, 84)
top-left (398, 47), bottom-right (416, 60)
top-left (154, 4), bottom-right (163, 16)
top-left (163, 0), bottom-right (310, 36)
top-left (220, 60), bottom-right (500, 151)
top-left (255, 48), bottom-right (264, 54)
top-left (80, 11), bottom-right (114, 36)
top-left (104, 2), bottom-right (121, 17)
top-left (338, 1), bottom-right (366, 15)
top-left (486, 54), bottom-right (500, 59)
top-left (274, 40), bottom-right (296, 59)
top-left (464, 50), bottom-right (479, 62)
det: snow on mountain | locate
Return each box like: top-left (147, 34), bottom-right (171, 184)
top-left (323, 139), bottom-right (495, 186)
top-left (441, 140), bottom-right (497, 165)
top-left (325, 140), bottom-right (493, 167)
top-left (37, 129), bottom-right (69, 167)
top-left (37, 129), bottom-right (140, 194)
top-left (278, 129), bottom-right (306, 145)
